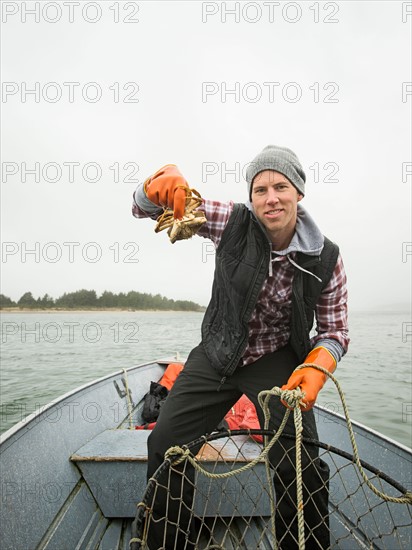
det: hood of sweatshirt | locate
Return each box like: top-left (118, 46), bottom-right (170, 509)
top-left (245, 200), bottom-right (324, 256)
top-left (245, 200), bottom-right (325, 280)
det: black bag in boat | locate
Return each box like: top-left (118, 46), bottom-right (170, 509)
top-left (142, 381), bottom-right (169, 423)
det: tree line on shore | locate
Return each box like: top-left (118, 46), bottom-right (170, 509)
top-left (0, 290), bottom-right (204, 312)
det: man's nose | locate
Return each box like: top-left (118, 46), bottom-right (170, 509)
top-left (266, 188), bottom-right (279, 203)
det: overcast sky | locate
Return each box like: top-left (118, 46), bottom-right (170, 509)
top-left (1, 0), bottom-right (411, 311)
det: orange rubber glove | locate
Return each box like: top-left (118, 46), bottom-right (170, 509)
top-left (144, 164), bottom-right (189, 219)
top-left (281, 347), bottom-right (336, 411)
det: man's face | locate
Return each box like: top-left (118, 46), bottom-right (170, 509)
top-left (251, 170), bottom-right (302, 246)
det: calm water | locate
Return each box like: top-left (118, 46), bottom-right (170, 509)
top-left (1, 310), bottom-right (411, 448)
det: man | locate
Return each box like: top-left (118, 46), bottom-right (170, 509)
top-left (132, 145), bottom-right (349, 549)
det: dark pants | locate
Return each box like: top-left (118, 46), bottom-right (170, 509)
top-left (146, 344), bottom-right (330, 549)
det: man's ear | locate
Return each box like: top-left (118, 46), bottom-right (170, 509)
top-left (297, 194), bottom-right (303, 202)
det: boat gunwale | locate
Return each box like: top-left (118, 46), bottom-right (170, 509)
top-left (316, 402), bottom-right (412, 455)
top-left (0, 358), bottom-right (174, 444)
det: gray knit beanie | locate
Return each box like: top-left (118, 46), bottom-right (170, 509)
top-left (246, 145), bottom-right (306, 197)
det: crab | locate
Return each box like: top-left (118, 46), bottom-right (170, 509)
top-left (154, 187), bottom-right (207, 244)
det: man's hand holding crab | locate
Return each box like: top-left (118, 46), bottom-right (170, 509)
top-left (144, 164), bottom-right (189, 218)
top-left (144, 164), bottom-right (207, 243)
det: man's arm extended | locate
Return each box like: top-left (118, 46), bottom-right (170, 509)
top-left (132, 167), bottom-right (235, 247)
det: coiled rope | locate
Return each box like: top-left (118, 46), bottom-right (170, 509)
top-left (302, 363), bottom-right (412, 507)
top-left (163, 364), bottom-right (412, 550)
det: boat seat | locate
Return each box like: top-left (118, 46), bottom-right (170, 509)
top-left (71, 429), bottom-right (150, 518)
top-left (71, 429), bottom-right (270, 518)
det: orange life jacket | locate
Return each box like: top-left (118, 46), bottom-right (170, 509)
top-left (158, 362), bottom-right (184, 390)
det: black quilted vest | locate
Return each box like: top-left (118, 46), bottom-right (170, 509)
top-left (201, 204), bottom-right (339, 378)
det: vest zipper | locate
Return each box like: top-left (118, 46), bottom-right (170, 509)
top-left (292, 276), bottom-right (310, 359)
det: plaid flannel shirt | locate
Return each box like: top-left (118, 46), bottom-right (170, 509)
top-left (132, 196), bottom-right (349, 366)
